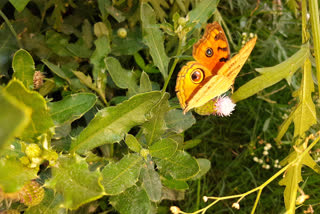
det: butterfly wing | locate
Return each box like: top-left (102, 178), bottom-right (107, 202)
top-left (193, 22), bottom-right (230, 74)
top-left (183, 37), bottom-right (257, 114)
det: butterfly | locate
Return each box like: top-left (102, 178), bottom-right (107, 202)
top-left (175, 22), bottom-right (257, 114)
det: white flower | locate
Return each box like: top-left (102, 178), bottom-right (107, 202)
top-left (253, 157), bottom-right (259, 162)
top-left (232, 202), bottom-right (240, 209)
top-left (215, 96), bottom-right (236, 117)
top-left (263, 150), bottom-right (268, 156)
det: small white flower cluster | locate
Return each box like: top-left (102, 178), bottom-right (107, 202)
top-left (215, 96), bottom-right (236, 117)
top-left (252, 140), bottom-right (281, 170)
top-left (241, 32), bottom-right (256, 46)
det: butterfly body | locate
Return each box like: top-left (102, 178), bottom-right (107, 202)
top-left (175, 22), bottom-right (257, 114)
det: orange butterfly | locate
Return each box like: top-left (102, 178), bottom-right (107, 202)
top-left (175, 22), bottom-right (257, 114)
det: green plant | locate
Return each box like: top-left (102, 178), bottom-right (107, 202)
top-left (0, 0), bottom-right (319, 214)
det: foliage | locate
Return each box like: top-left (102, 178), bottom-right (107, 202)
top-left (0, 0), bottom-right (320, 214)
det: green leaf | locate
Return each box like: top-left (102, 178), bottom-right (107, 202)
top-left (110, 186), bottom-right (152, 214)
top-left (192, 159), bottom-right (211, 180)
top-left (12, 49), bottom-right (35, 89)
top-left (188, 0), bottom-right (218, 28)
top-left (42, 59), bottom-right (71, 85)
top-left (45, 31), bottom-right (72, 57)
top-left (25, 189), bottom-right (66, 214)
top-left (71, 91), bottom-right (162, 154)
top-left (279, 149), bottom-right (320, 212)
top-left (141, 3), bottom-right (169, 80)
top-left (111, 27), bottom-right (145, 56)
top-left (4, 80), bottom-right (54, 142)
top-left (161, 176), bottom-right (189, 190)
top-left (179, 139), bottom-right (202, 150)
top-left (105, 57), bottom-right (138, 94)
top-left (48, 93), bottom-right (97, 125)
top-left (139, 72), bottom-right (152, 93)
top-left (140, 166), bottom-right (162, 202)
top-left (0, 24), bottom-right (19, 77)
top-left (66, 39), bottom-right (92, 58)
top-left (156, 150), bottom-right (200, 180)
top-left (9, 0), bottom-right (30, 12)
top-left (149, 138), bottom-right (178, 159)
top-left (142, 93), bottom-right (170, 145)
top-left (45, 155), bottom-right (104, 210)
top-left (165, 109), bottom-right (196, 133)
top-left (0, 90), bottom-right (31, 150)
top-left (105, 5), bottom-right (125, 23)
top-left (0, 158), bottom-right (37, 193)
top-left (125, 134), bottom-right (142, 153)
top-left (82, 19), bottom-right (93, 49)
top-left (232, 44), bottom-right (309, 103)
top-left (90, 36), bottom-right (110, 94)
top-left (292, 59), bottom-right (316, 144)
top-left (101, 153), bottom-right (143, 195)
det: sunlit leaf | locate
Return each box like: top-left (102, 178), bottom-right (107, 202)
top-left (12, 49), bottom-right (35, 89)
top-left (0, 158), bottom-right (37, 193)
top-left (9, 0), bottom-right (30, 12)
top-left (191, 159), bottom-right (211, 180)
top-left (4, 80), bottom-right (54, 142)
top-left (125, 134), bottom-right (142, 153)
top-left (232, 44), bottom-right (309, 102)
top-left (42, 59), bottom-right (71, 85)
top-left (45, 155), bottom-right (104, 210)
top-left (101, 153), bottom-right (143, 195)
top-left (0, 90), bottom-right (31, 151)
top-left (141, 3), bottom-right (169, 80)
top-left (70, 91), bottom-right (162, 154)
top-left (139, 72), bottom-right (152, 93)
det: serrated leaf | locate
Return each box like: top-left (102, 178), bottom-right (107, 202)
top-left (12, 49), bottom-right (35, 89)
top-left (125, 134), bottom-right (142, 153)
top-left (0, 158), bottom-right (37, 193)
top-left (279, 148), bottom-right (320, 212)
top-left (101, 153), bottom-right (143, 195)
top-left (141, 3), bottom-right (169, 80)
top-left (71, 91), bottom-right (162, 154)
top-left (105, 57), bottom-right (138, 94)
top-left (9, 0), bottom-right (30, 12)
top-left (161, 176), bottom-right (189, 190)
top-left (232, 44), bottom-right (309, 103)
top-left (192, 159), bottom-right (211, 180)
top-left (142, 93), bottom-right (170, 145)
top-left (165, 109), bottom-right (196, 133)
top-left (141, 166), bottom-right (162, 202)
top-left (0, 90), bottom-right (31, 151)
top-left (188, 0), bottom-right (218, 28)
top-left (48, 93), bottom-right (97, 125)
top-left (4, 80), bottom-right (54, 142)
top-left (110, 186), bottom-right (152, 214)
top-left (45, 155), bottom-right (104, 210)
top-left (292, 59), bottom-right (316, 144)
top-left (42, 59), bottom-right (71, 85)
top-left (25, 189), bottom-right (66, 214)
top-left (149, 138), bottom-right (178, 159)
top-left (139, 72), bottom-right (152, 93)
top-left (156, 150), bottom-right (200, 180)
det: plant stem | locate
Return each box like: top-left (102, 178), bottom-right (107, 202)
top-left (309, 0), bottom-right (320, 95)
top-left (0, 10), bottom-right (22, 48)
top-left (162, 39), bottom-right (183, 93)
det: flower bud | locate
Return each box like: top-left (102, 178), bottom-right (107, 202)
top-left (117, 28), bottom-right (127, 38)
